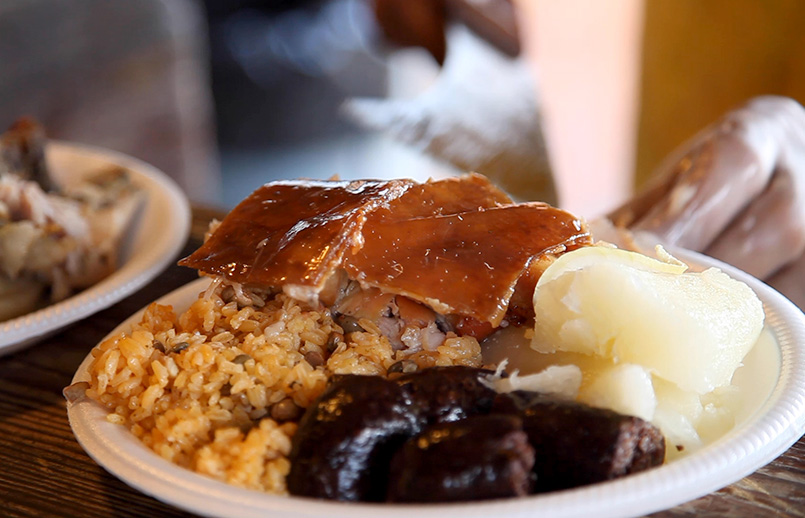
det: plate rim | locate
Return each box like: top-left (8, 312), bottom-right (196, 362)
top-left (0, 141), bottom-right (191, 355)
top-left (67, 251), bottom-right (805, 518)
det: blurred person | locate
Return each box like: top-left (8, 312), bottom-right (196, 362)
top-left (367, 0), bottom-right (805, 308)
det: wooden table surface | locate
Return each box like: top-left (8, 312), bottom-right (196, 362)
top-left (0, 206), bottom-right (802, 518)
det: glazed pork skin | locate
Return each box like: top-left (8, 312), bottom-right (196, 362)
top-left (345, 202), bottom-right (589, 326)
top-left (180, 174), bottom-right (591, 326)
top-left (179, 178), bottom-right (415, 303)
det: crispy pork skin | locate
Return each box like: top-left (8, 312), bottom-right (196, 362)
top-left (180, 175), bottom-right (591, 326)
top-left (180, 179), bottom-right (415, 301)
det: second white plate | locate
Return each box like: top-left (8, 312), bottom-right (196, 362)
top-left (0, 142), bottom-right (191, 355)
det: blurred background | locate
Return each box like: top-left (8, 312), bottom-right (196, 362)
top-left (1, 0), bottom-right (804, 217)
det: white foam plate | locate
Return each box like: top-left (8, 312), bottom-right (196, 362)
top-left (67, 251), bottom-right (805, 518)
top-left (0, 142), bottom-right (191, 356)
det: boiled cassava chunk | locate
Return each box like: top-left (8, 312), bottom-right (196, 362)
top-left (531, 246), bottom-right (764, 394)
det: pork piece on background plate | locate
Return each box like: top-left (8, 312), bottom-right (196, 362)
top-left (0, 118), bottom-right (144, 319)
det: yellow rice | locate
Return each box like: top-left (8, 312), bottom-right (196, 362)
top-left (85, 280), bottom-right (482, 494)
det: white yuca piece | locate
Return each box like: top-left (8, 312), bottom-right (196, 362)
top-left (644, 376), bottom-right (704, 455)
top-left (578, 363), bottom-right (656, 421)
top-left (531, 246), bottom-right (764, 394)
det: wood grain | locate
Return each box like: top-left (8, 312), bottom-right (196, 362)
top-left (0, 208), bottom-right (801, 518)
